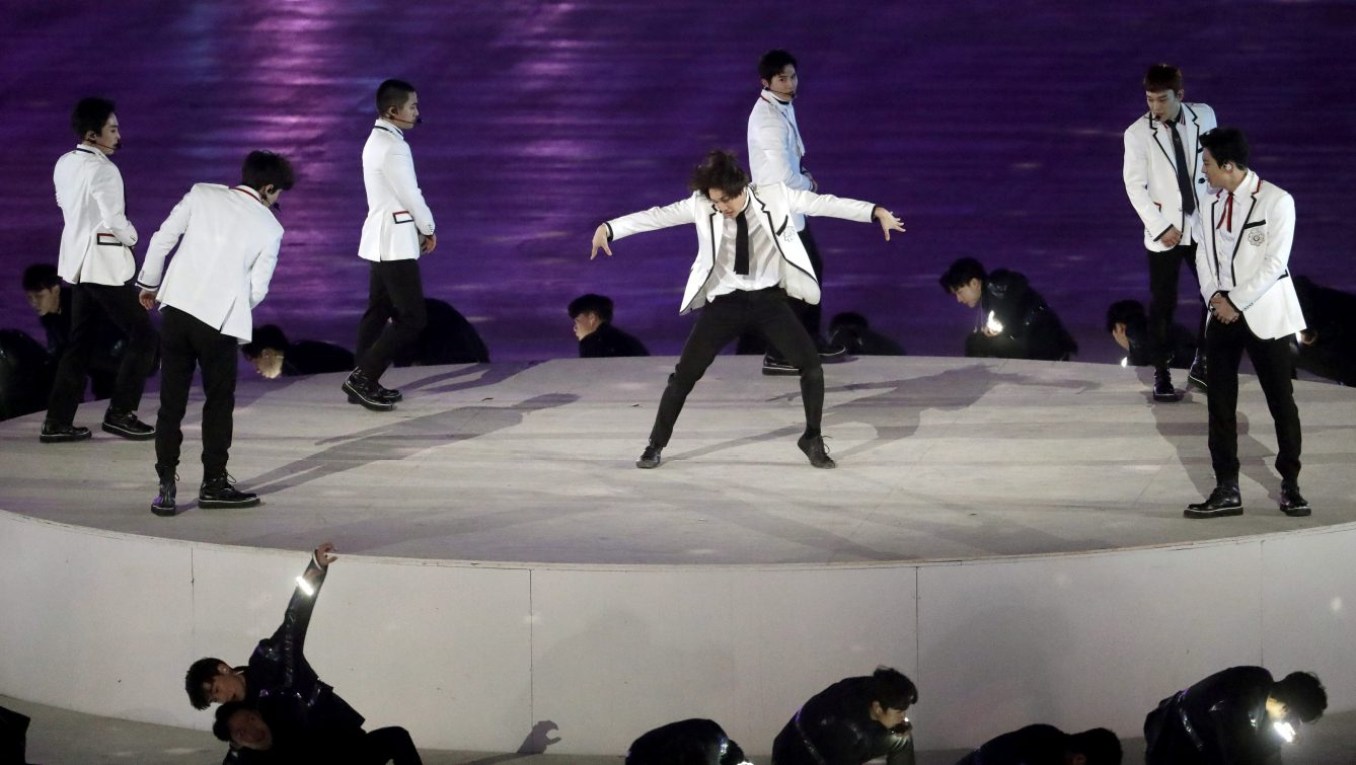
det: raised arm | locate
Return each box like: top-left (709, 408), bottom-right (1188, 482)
top-left (270, 543), bottom-right (336, 688)
top-left (783, 187), bottom-right (905, 241)
top-left (590, 196), bottom-right (695, 259)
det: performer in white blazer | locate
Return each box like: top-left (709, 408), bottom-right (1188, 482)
top-left (590, 150), bottom-right (904, 470)
top-left (1185, 128), bottom-right (1309, 520)
top-left (1122, 64), bottom-right (1216, 401)
top-left (136, 151), bottom-right (293, 516)
top-left (747, 49), bottom-right (844, 372)
top-left (43, 97), bottom-right (159, 444)
top-left (344, 78), bottom-right (438, 412)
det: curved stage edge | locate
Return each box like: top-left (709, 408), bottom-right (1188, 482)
top-left (1, 357), bottom-right (1354, 754)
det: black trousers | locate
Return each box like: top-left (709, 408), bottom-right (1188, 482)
top-left (1205, 315), bottom-right (1302, 485)
top-left (355, 260), bottom-right (427, 381)
top-left (1147, 243), bottom-right (1206, 371)
top-left (155, 307), bottom-right (238, 477)
top-left (739, 224), bottom-right (825, 356)
top-left (361, 726), bottom-right (422, 765)
top-left (47, 282), bottom-right (157, 423)
top-left (649, 288), bottom-right (822, 447)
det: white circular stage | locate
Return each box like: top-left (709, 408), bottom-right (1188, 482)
top-left (1, 357), bottom-right (1353, 754)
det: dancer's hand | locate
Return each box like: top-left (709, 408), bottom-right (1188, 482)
top-left (314, 542), bottom-right (338, 568)
top-left (419, 234), bottom-right (438, 254)
top-left (590, 224), bottom-right (613, 259)
top-left (138, 289), bottom-right (157, 310)
top-left (1160, 226), bottom-right (1182, 248)
top-left (874, 208), bottom-right (905, 241)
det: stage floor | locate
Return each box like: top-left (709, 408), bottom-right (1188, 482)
top-left (2, 356), bottom-right (1353, 565)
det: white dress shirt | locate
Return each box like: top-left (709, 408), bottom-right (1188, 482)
top-left (137, 184), bottom-right (283, 342)
top-left (358, 119), bottom-right (436, 262)
top-left (53, 144), bottom-right (138, 285)
top-left (706, 195), bottom-right (782, 299)
top-left (748, 91), bottom-right (813, 231)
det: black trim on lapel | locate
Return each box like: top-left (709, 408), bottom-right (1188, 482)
top-left (1226, 181), bottom-right (1264, 287)
top-left (753, 189), bottom-right (818, 284)
top-left (680, 208), bottom-right (721, 314)
top-left (1149, 115), bottom-right (1175, 167)
top-left (1239, 220), bottom-right (1266, 231)
top-left (1206, 195), bottom-right (1221, 284)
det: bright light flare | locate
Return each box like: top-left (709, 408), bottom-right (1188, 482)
top-left (1120, 356), bottom-right (1129, 368)
top-left (1274, 720), bottom-right (1296, 743)
top-left (295, 575), bottom-right (315, 597)
top-left (986, 311), bottom-right (1004, 334)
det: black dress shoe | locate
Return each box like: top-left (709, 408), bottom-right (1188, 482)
top-left (343, 369), bottom-right (395, 411)
top-left (376, 384), bottom-right (403, 403)
top-left (40, 420), bottom-right (92, 443)
top-left (797, 434), bottom-right (836, 469)
top-left (103, 409), bottom-right (156, 440)
top-left (1279, 483), bottom-right (1312, 517)
top-left (762, 355), bottom-right (798, 376)
top-left (636, 444), bottom-right (663, 469)
top-left (199, 474), bottom-right (260, 509)
top-left (152, 465), bottom-right (178, 517)
top-left (1152, 369), bottom-right (1181, 402)
top-left (1187, 355), bottom-right (1208, 392)
top-left (1185, 484), bottom-right (1243, 518)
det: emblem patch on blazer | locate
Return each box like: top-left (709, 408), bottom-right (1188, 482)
top-left (1247, 228), bottom-right (1266, 246)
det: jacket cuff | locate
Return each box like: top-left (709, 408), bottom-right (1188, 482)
top-left (1152, 224), bottom-right (1173, 242)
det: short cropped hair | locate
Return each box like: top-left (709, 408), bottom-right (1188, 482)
top-left (1273, 671), bottom-right (1327, 723)
top-left (1200, 127), bottom-right (1250, 170)
top-left (241, 151), bottom-right (295, 193)
top-left (939, 257), bottom-right (987, 292)
top-left (869, 666), bottom-right (918, 711)
top-left (241, 324), bottom-right (289, 358)
top-left (689, 150), bottom-right (748, 199)
top-left (758, 49), bottom-right (798, 82)
top-left (377, 79), bottom-right (417, 116)
top-left (22, 263), bottom-right (60, 292)
top-left (1069, 728), bottom-right (1122, 765)
top-left (1143, 64), bottom-right (1183, 93)
top-left (185, 657), bottom-right (227, 710)
top-left (568, 293), bottom-right (614, 322)
top-left (213, 701), bottom-right (249, 742)
top-left (71, 97), bottom-right (116, 140)
top-left (829, 311), bottom-right (869, 333)
top-left (1105, 299), bottom-right (1147, 333)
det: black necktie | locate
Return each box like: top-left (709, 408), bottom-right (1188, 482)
top-left (1169, 121), bottom-right (1196, 216)
top-left (734, 212), bottom-right (750, 275)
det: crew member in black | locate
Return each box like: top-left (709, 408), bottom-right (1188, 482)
top-left (954, 724), bottom-right (1122, 765)
top-left (569, 293), bottom-right (650, 358)
top-left (940, 257), bottom-right (1077, 361)
top-left (771, 667), bottom-right (917, 765)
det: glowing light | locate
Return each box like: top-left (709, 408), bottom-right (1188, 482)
top-left (295, 575), bottom-right (315, 597)
top-left (986, 311), bottom-right (1004, 334)
top-left (1274, 721), bottom-right (1296, 743)
top-left (1120, 356), bottom-right (1129, 368)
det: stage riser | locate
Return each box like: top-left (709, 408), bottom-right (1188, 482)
top-left (2, 511), bottom-right (1352, 753)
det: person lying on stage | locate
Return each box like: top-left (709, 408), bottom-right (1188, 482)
top-left (940, 257), bottom-right (1078, 362)
top-left (241, 324), bottom-right (355, 379)
top-left (953, 724), bottom-right (1122, 765)
top-left (771, 666), bottom-right (918, 765)
top-left (1106, 299), bottom-right (1195, 371)
top-left (590, 149), bottom-right (904, 470)
top-left (185, 543), bottom-right (366, 755)
top-left (626, 718), bottom-right (747, 765)
top-left (214, 699), bottom-right (421, 765)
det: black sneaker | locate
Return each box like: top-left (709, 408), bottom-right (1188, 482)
top-left (103, 408), bottom-right (156, 440)
top-left (816, 339), bottom-right (849, 363)
top-left (636, 444), bottom-right (663, 469)
top-left (1184, 484), bottom-right (1243, 518)
top-left (343, 369), bottom-right (395, 411)
top-left (152, 465), bottom-right (178, 517)
top-left (199, 473), bottom-right (261, 509)
top-left (40, 420), bottom-right (92, 443)
top-left (762, 355), bottom-right (799, 376)
top-left (1187, 355), bottom-right (1208, 392)
top-left (1279, 483), bottom-right (1312, 517)
top-left (1152, 369), bottom-right (1181, 402)
top-left (797, 434), bottom-right (836, 469)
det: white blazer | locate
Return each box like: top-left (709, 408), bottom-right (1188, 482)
top-left (606, 184), bottom-right (876, 314)
top-left (357, 120), bottom-right (436, 262)
top-left (137, 184), bottom-right (283, 343)
top-left (53, 145), bottom-right (138, 285)
top-left (1192, 171), bottom-right (1305, 340)
top-left (747, 91), bottom-right (813, 231)
top-left (1122, 102), bottom-right (1216, 251)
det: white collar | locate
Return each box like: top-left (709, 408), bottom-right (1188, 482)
top-left (374, 118), bottom-right (404, 137)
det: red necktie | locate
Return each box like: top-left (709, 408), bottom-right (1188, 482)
top-left (1217, 191), bottom-right (1234, 232)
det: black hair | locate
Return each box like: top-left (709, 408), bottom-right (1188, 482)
top-left (213, 701), bottom-right (251, 742)
top-left (939, 257), bottom-right (986, 292)
top-left (689, 150), bottom-right (748, 200)
top-left (185, 657), bottom-right (227, 710)
top-left (377, 79), bottom-right (417, 117)
top-left (1069, 728), bottom-right (1122, 765)
top-left (1200, 127), bottom-right (1250, 170)
top-left (1273, 671), bottom-right (1327, 723)
top-left (758, 49), bottom-right (798, 83)
top-left (22, 263), bottom-right (60, 292)
top-left (241, 151), bottom-right (295, 193)
top-left (241, 324), bottom-right (289, 359)
top-left (71, 97), bottom-right (116, 140)
top-left (829, 311), bottom-right (869, 332)
top-left (1105, 299), bottom-right (1147, 333)
top-left (568, 293), bottom-right (614, 322)
top-left (1143, 64), bottom-right (1183, 93)
top-left (869, 666), bottom-right (918, 711)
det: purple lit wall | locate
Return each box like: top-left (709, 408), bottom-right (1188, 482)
top-left (3, 1), bottom-right (1354, 363)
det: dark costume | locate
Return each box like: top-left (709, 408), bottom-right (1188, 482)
top-left (1143, 666), bottom-right (1283, 765)
top-left (1292, 275), bottom-right (1356, 386)
top-left (580, 323), bottom-right (649, 358)
top-left (772, 676), bottom-right (915, 765)
top-left (39, 287), bottom-right (125, 398)
top-left (279, 341), bottom-right (356, 377)
top-left (393, 298), bottom-right (490, 366)
top-left (966, 269), bottom-right (1077, 361)
top-left (1122, 320), bottom-right (1195, 369)
top-left (953, 724), bottom-right (1073, 765)
top-left (627, 718), bottom-right (744, 765)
